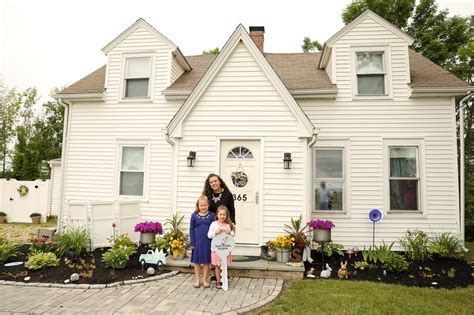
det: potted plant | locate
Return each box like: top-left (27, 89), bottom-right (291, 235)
top-left (30, 212), bottom-right (42, 224)
top-left (164, 213), bottom-right (188, 255)
top-left (170, 238), bottom-right (185, 260)
top-left (272, 235), bottom-right (293, 263)
top-left (307, 219), bottom-right (335, 242)
top-left (284, 215), bottom-right (310, 262)
top-left (0, 211), bottom-right (7, 224)
top-left (134, 221), bottom-right (163, 244)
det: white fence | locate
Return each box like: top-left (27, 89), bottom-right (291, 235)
top-left (64, 200), bottom-right (141, 248)
top-left (0, 179), bottom-right (50, 223)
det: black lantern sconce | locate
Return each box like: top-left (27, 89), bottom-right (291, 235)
top-left (187, 151), bottom-right (196, 167)
top-left (283, 152), bottom-right (292, 169)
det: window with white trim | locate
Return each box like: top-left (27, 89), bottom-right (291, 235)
top-left (124, 57), bottom-right (151, 98)
top-left (389, 146), bottom-right (419, 211)
top-left (314, 148), bottom-right (344, 211)
top-left (356, 52), bottom-right (385, 95)
top-left (119, 146), bottom-right (145, 196)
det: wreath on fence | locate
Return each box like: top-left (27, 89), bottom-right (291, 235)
top-left (17, 185), bottom-right (29, 197)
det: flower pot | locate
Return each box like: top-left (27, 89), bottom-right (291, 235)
top-left (173, 249), bottom-right (185, 260)
top-left (313, 229), bottom-right (331, 242)
top-left (139, 232), bottom-right (156, 244)
top-left (31, 216), bottom-right (41, 224)
top-left (275, 250), bottom-right (290, 263)
top-left (0, 215), bottom-right (6, 224)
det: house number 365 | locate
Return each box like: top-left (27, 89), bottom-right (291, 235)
top-left (233, 194), bottom-right (247, 201)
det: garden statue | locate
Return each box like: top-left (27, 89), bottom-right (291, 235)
top-left (320, 263), bottom-right (332, 278)
top-left (139, 249), bottom-right (166, 272)
top-left (337, 261), bottom-right (349, 279)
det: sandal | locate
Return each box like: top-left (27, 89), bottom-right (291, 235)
top-left (216, 281), bottom-right (222, 289)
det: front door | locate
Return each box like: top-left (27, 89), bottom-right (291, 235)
top-left (220, 140), bottom-right (260, 244)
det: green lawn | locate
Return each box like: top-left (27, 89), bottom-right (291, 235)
top-left (252, 280), bottom-right (474, 315)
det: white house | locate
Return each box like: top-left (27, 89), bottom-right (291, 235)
top-left (56, 10), bottom-right (471, 251)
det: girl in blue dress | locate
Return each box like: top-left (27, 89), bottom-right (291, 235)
top-left (189, 195), bottom-right (215, 288)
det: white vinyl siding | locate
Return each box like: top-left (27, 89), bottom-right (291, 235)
top-left (170, 55), bottom-right (185, 85)
top-left (49, 162), bottom-right (62, 216)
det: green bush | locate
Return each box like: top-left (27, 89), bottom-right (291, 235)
top-left (54, 227), bottom-right (89, 257)
top-left (399, 229), bottom-right (430, 261)
top-left (371, 242), bottom-right (394, 264)
top-left (25, 252), bottom-right (59, 270)
top-left (428, 233), bottom-right (464, 258)
top-left (0, 242), bottom-right (20, 263)
top-left (383, 252), bottom-right (410, 273)
top-left (354, 261), bottom-right (370, 270)
top-left (102, 245), bottom-right (137, 269)
top-left (110, 233), bottom-right (136, 249)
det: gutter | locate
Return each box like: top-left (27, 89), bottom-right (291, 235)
top-left (163, 128), bottom-right (177, 215)
top-left (411, 87), bottom-right (474, 98)
top-left (57, 98), bottom-right (71, 233)
top-left (457, 93), bottom-right (472, 243)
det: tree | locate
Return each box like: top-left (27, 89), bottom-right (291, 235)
top-left (301, 37), bottom-right (323, 52)
top-left (0, 87), bottom-right (21, 177)
top-left (202, 47), bottom-right (220, 55)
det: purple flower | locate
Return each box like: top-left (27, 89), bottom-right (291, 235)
top-left (307, 219), bottom-right (335, 230)
top-left (134, 221), bottom-right (163, 234)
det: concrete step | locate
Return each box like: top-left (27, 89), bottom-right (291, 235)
top-left (163, 256), bottom-right (304, 280)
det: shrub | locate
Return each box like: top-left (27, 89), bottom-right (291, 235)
top-left (383, 252), bottom-right (410, 273)
top-left (314, 242), bottom-right (344, 257)
top-left (30, 212), bottom-right (41, 217)
top-left (354, 261), bottom-right (370, 270)
top-left (0, 242), bottom-right (20, 263)
top-left (109, 233), bottom-right (136, 249)
top-left (428, 233), bottom-right (465, 258)
top-left (102, 245), bottom-right (137, 269)
top-left (25, 252), bottom-right (60, 270)
top-left (399, 229), bottom-right (430, 261)
top-left (54, 227), bottom-right (89, 257)
top-left (373, 242), bottom-right (394, 264)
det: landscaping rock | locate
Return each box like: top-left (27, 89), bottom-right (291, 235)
top-left (70, 273), bottom-right (80, 282)
top-left (147, 267), bottom-right (155, 275)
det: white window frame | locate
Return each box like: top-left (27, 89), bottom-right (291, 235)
top-left (120, 52), bottom-right (154, 101)
top-left (351, 46), bottom-right (392, 99)
top-left (115, 139), bottom-right (151, 201)
top-left (313, 140), bottom-right (349, 214)
top-left (383, 138), bottom-right (425, 215)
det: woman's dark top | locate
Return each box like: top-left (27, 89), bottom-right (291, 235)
top-left (209, 188), bottom-right (236, 224)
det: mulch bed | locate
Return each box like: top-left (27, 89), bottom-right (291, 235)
top-left (304, 251), bottom-right (474, 289)
top-left (0, 245), bottom-right (165, 284)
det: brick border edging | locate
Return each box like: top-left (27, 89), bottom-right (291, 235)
top-left (0, 270), bottom-right (179, 289)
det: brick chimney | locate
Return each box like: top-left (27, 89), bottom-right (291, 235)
top-left (249, 26), bottom-right (265, 52)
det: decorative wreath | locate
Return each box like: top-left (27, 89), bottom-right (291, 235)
top-left (17, 185), bottom-right (29, 197)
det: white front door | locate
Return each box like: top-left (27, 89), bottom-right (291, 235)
top-left (220, 140), bottom-right (260, 244)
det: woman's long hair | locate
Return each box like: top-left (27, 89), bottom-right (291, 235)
top-left (202, 173), bottom-right (229, 202)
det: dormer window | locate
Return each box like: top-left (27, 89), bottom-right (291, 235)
top-left (356, 52), bottom-right (385, 95)
top-left (125, 57), bottom-right (151, 98)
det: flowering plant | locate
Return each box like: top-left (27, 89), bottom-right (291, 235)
top-left (266, 240), bottom-right (276, 251)
top-left (30, 237), bottom-right (53, 253)
top-left (170, 238), bottom-right (185, 252)
top-left (307, 219), bottom-right (335, 230)
top-left (134, 221), bottom-right (163, 234)
top-left (272, 235), bottom-right (294, 251)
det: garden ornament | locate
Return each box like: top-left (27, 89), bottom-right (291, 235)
top-left (320, 263), bottom-right (332, 278)
top-left (369, 209), bottom-right (382, 247)
top-left (67, 246), bottom-right (77, 263)
top-left (338, 261), bottom-right (349, 279)
top-left (70, 273), bottom-right (80, 282)
top-left (147, 267), bottom-right (155, 275)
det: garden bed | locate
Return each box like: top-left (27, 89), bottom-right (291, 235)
top-left (0, 245), bottom-right (165, 284)
top-left (304, 251), bottom-right (474, 289)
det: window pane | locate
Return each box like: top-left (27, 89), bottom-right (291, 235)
top-left (357, 53), bottom-right (383, 73)
top-left (358, 75), bottom-right (385, 95)
top-left (122, 147), bottom-right (144, 171)
top-left (390, 179), bottom-right (418, 210)
top-left (316, 149), bottom-right (343, 178)
top-left (315, 180), bottom-right (343, 211)
top-left (390, 147), bottom-right (417, 177)
top-left (120, 172), bottom-right (144, 196)
top-left (126, 79), bottom-right (149, 97)
top-left (127, 57), bottom-right (150, 77)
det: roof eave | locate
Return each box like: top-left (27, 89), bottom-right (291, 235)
top-left (55, 92), bottom-right (104, 102)
top-left (410, 87), bottom-right (474, 98)
top-left (290, 88), bottom-right (338, 99)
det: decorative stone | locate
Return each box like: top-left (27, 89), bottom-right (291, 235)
top-left (70, 273), bottom-right (80, 282)
top-left (24, 276), bottom-right (30, 281)
top-left (147, 267), bottom-right (155, 275)
top-left (64, 279), bottom-right (70, 284)
top-left (431, 282), bottom-right (438, 286)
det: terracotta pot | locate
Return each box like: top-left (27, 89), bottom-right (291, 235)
top-left (139, 232), bottom-right (156, 244)
top-left (313, 229), bottom-right (331, 242)
top-left (31, 216), bottom-right (41, 224)
top-left (0, 215), bottom-right (6, 224)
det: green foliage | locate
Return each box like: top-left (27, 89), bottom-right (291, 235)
top-left (399, 229), bottom-right (430, 261)
top-left (0, 242), bottom-right (20, 262)
top-left (0, 236), bottom-right (8, 245)
top-left (202, 47), bottom-right (220, 55)
top-left (354, 260), bottom-right (370, 270)
top-left (301, 37), bottom-right (322, 52)
top-left (54, 227), bottom-right (89, 257)
top-left (284, 215), bottom-right (307, 236)
top-left (150, 236), bottom-right (169, 252)
top-left (164, 213), bottom-right (187, 242)
top-left (428, 232), bottom-right (465, 258)
top-left (447, 267), bottom-right (456, 279)
top-left (373, 242), bottom-right (394, 264)
top-left (0, 87), bottom-right (22, 177)
top-left (383, 252), bottom-right (410, 273)
top-left (25, 251), bottom-right (59, 270)
top-left (314, 242), bottom-right (344, 257)
top-left (109, 233), bottom-right (136, 249)
top-left (102, 245), bottom-right (137, 269)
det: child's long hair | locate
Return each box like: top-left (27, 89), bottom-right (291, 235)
top-left (195, 195), bottom-right (210, 213)
top-left (216, 205), bottom-right (235, 231)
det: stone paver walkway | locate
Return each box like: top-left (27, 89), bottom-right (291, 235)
top-left (0, 273), bottom-right (283, 314)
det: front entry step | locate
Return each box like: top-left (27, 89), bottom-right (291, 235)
top-left (164, 256), bottom-right (304, 280)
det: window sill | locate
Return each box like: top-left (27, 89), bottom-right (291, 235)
top-left (119, 97), bottom-right (153, 104)
top-left (313, 210), bottom-right (349, 216)
top-left (117, 195), bottom-right (149, 203)
top-left (387, 210), bottom-right (427, 218)
top-left (353, 94), bottom-right (392, 100)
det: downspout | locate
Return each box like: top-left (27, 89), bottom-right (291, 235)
top-left (163, 128), bottom-right (177, 214)
top-left (308, 128), bottom-right (320, 148)
top-left (306, 128), bottom-right (320, 220)
top-left (457, 93), bottom-right (472, 243)
top-left (57, 98), bottom-right (71, 233)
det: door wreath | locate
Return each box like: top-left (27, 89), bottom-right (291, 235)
top-left (17, 185), bottom-right (29, 197)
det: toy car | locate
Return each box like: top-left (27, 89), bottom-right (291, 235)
top-left (139, 249), bottom-right (166, 271)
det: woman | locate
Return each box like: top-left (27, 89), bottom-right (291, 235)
top-left (203, 173), bottom-right (236, 224)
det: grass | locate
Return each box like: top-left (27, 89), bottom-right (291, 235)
top-left (252, 280), bottom-right (474, 315)
top-left (464, 242), bottom-right (474, 262)
top-left (0, 220), bottom-right (57, 243)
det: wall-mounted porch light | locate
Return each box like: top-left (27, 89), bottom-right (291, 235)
top-left (283, 152), bottom-right (292, 169)
top-left (187, 151), bottom-right (196, 167)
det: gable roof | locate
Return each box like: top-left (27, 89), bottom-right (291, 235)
top-left (166, 24), bottom-right (315, 138)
